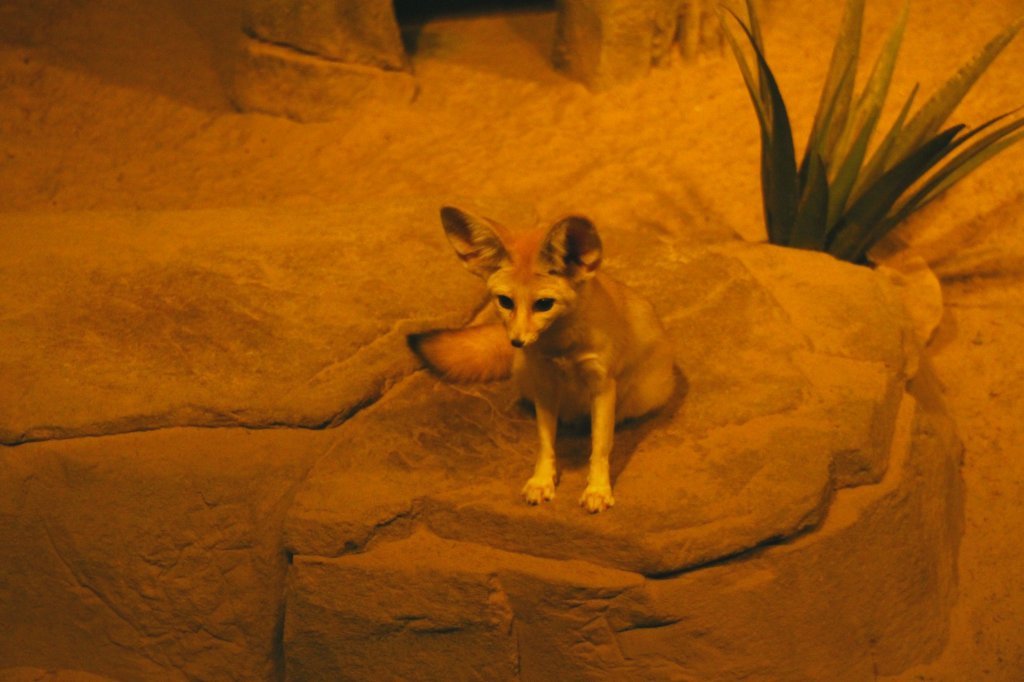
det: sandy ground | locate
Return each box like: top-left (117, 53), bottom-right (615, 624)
top-left (1, 0), bottom-right (1021, 679)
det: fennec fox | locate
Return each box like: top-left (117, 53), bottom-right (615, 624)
top-left (409, 207), bottom-right (675, 513)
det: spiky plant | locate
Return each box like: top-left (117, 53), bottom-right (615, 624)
top-left (721, 0), bottom-right (1024, 264)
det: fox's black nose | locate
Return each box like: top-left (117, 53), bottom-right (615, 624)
top-left (510, 339), bottom-right (525, 348)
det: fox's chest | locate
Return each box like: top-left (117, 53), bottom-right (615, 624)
top-left (515, 350), bottom-right (609, 396)
top-left (548, 352), bottom-right (606, 383)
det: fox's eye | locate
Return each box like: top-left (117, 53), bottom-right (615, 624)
top-left (496, 295), bottom-right (514, 310)
top-left (533, 298), bottom-right (556, 312)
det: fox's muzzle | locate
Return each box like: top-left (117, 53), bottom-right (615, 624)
top-left (508, 329), bottom-right (538, 348)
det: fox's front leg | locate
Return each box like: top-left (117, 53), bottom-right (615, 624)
top-left (522, 396), bottom-right (558, 505)
top-left (581, 380), bottom-right (616, 513)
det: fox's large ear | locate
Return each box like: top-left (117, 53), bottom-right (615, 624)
top-left (540, 216), bottom-right (602, 283)
top-left (440, 206), bottom-right (509, 279)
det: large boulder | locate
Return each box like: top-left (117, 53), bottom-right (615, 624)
top-left (0, 203), bottom-right (480, 445)
top-left (285, 240), bottom-right (919, 571)
top-left (229, 37), bottom-right (416, 122)
top-left (229, 0), bottom-right (769, 117)
top-left (0, 427), bottom-right (334, 681)
top-left (283, 240), bottom-right (963, 679)
top-left (231, 0), bottom-right (413, 120)
top-left (243, 0), bottom-right (408, 71)
top-left (0, 204), bottom-right (961, 680)
top-left (553, 0), bottom-right (766, 90)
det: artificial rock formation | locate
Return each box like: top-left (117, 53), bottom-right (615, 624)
top-left (229, 0), bottom-right (764, 119)
top-left (0, 204), bottom-right (961, 680)
top-left (284, 238), bottom-right (963, 680)
top-left (554, 0), bottom-right (762, 90)
top-left (231, 0), bottom-right (416, 121)
top-left (0, 428), bottom-right (333, 681)
top-left (0, 203), bottom-right (479, 445)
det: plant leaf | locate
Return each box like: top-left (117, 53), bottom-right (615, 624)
top-left (913, 130), bottom-right (1024, 208)
top-left (826, 2), bottom-right (909, 227)
top-left (828, 124), bottom-right (964, 261)
top-left (831, 1), bottom-right (908, 170)
top-left (850, 83), bottom-right (919, 201)
top-left (720, 8), bottom-right (770, 132)
top-left (743, 0), bottom-right (767, 54)
top-left (889, 112), bottom-right (1024, 223)
top-left (790, 153), bottom-right (831, 250)
top-left (723, 7), bottom-right (800, 244)
top-left (806, 0), bottom-right (865, 166)
top-left (827, 113), bottom-right (878, 232)
top-left (802, 57), bottom-right (856, 182)
top-left (886, 16), bottom-right (1024, 169)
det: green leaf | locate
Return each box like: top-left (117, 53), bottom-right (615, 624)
top-left (826, 2), bottom-right (908, 226)
top-left (723, 7), bottom-right (800, 244)
top-left (886, 16), bottom-right (1024, 169)
top-left (802, 57), bottom-right (856, 182)
top-left (721, 0), bottom-right (1023, 264)
top-left (850, 83), bottom-right (919, 201)
top-left (743, 0), bottom-right (767, 53)
top-left (914, 130), bottom-right (1024, 208)
top-left (738, 0), bottom-right (770, 103)
top-left (829, 125), bottom-right (964, 261)
top-left (720, 9), bottom-right (770, 132)
top-left (827, 114), bottom-right (877, 232)
top-left (806, 0), bottom-right (865, 166)
top-left (790, 153), bottom-right (831, 250)
top-left (831, 1), bottom-right (908, 169)
top-left (889, 112), bottom-right (1024, 222)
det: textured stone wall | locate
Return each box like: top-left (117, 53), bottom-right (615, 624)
top-left (281, 237), bottom-right (963, 680)
top-left (229, 0), bottom-right (765, 119)
top-left (553, 0), bottom-right (760, 90)
top-left (0, 205), bottom-right (961, 680)
top-left (230, 0), bottom-right (416, 121)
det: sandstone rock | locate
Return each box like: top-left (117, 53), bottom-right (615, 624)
top-left (287, 546), bottom-right (521, 681)
top-left (282, 239), bottom-right (961, 678)
top-left (244, 0), bottom-right (408, 71)
top-left (229, 36), bottom-right (416, 122)
top-left (231, 0), bottom-right (761, 108)
top-left (553, 0), bottom-right (764, 90)
top-left (0, 202), bottom-right (961, 680)
top-left (285, 379), bottom-right (961, 680)
top-left (286, 241), bottom-right (918, 573)
top-left (0, 669), bottom-right (119, 682)
top-left (0, 203), bottom-right (481, 445)
top-left (0, 427), bottom-right (333, 681)
top-left (876, 253), bottom-right (945, 346)
top-left (232, 0), bottom-right (412, 120)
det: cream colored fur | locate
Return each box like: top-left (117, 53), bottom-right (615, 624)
top-left (413, 206), bottom-right (675, 513)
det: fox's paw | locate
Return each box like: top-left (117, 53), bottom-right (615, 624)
top-left (579, 485), bottom-right (615, 513)
top-left (522, 476), bottom-right (556, 505)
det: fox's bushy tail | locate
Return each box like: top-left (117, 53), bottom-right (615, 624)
top-left (407, 323), bottom-right (513, 383)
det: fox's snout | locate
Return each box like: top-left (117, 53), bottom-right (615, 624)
top-left (508, 332), bottom-right (538, 348)
top-left (504, 313), bottom-right (541, 349)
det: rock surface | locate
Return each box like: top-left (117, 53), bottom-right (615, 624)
top-left (0, 427), bottom-right (335, 681)
top-left (232, 0), bottom-right (414, 120)
top-left (244, 0), bottom-right (408, 71)
top-left (286, 240), bottom-right (917, 575)
top-left (3, 0), bottom-right (1022, 677)
top-left (553, 0), bottom-right (763, 90)
top-left (231, 0), bottom-right (766, 117)
top-left (229, 36), bottom-right (417, 122)
top-left (282, 237), bottom-right (962, 679)
top-left (287, 384), bottom-right (960, 680)
top-left (0, 203), bottom-right (480, 445)
top-left (0, 670), bottom-right (119, 682)
top-left (0, 199), bottom-right (962, 680)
